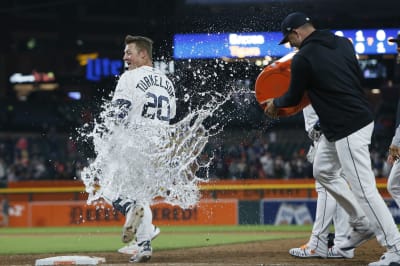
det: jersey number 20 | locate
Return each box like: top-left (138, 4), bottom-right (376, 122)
top-left (141, 92), bottom-right (170, 121)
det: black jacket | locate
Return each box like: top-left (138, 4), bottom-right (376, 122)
top-left (273, 30), bottom-right (373, 141)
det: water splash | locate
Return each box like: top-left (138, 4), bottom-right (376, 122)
top-left (80, 90), bottom-right (233, 209)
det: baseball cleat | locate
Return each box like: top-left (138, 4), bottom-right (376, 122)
top-left (118, 242), bottom-right (139, 255)
top-left (122, 204), bottom-right (145, 243)
top-left (368, 251), bottom-right (400, 266)
top-left (129, 241), bottom-right (152, 263)
top-left (289, 244), bottom-right (320, 258)
top-left (118, 226), bottom-right (160, 255)
top-left (327, 245), bottom-right (354, 259)
top-left (339, 228), bottom-right (374, 251)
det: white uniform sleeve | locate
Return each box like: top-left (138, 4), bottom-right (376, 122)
top-left (113, 73), bottom-right (132, 101)
top-left (302, 104), bottom-right (319, 133)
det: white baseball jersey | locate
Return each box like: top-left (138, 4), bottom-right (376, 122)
top-left (113, 66), bottom-right (176, 125)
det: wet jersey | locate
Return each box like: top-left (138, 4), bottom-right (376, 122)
top-left (113, 66), bottom-right (176, 125)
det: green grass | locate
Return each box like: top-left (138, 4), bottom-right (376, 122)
top-left (0, 225), bottom-right (312, 255)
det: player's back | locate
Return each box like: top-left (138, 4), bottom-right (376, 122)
top-left (113, 66), bottom-right (176, 126)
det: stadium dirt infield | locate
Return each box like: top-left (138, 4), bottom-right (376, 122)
top-left (1, 238), bottom-right (385, 266)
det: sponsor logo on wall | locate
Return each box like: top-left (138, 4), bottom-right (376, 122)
top-left (70, 206), bottom-right (121, 224)
top-left (262, 199), bottom-right (316, 225)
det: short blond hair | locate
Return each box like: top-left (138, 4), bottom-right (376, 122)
top-left (125, 35), bottom-right (153, 60)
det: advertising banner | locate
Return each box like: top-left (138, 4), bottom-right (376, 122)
top-left (262, 199), bottom-right (317, 225)
top-left (152, 200), bottom-right (238, 225)
top-left (6, 199), bottom-right (238, 227)
top-left (262, 198), bottom-right (400, 225)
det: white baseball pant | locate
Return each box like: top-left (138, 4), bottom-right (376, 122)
top-left (135, 203), bottom-right (154, 243)
top-left (314, 122), bottom-right (400, 251)
top-left (388, 160), bottom-right (400, 208)
top-left (307, 181), bottom-right (352, 256)
top-left (102, 188), bottom-right (154, 243)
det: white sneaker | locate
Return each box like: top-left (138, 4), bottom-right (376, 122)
top-left (118, 242), bottom-right (139, 255)
top-left (118, 226), bottom-right (161, 255)
top-left (129, 241), bottom-right (152, 263)
top-left (122, 204), bottom-right (145, 243)
top-left (289, 244), bottom-right (320, 258)
top-left (368, 251), bottom-right (400, 266)
top-left (339, 228), bottom-right (374, 251)
top-left (328, 245), bottom-right (354, 259)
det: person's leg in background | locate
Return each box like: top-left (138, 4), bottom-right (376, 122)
top-left (387, 160), bottom-right (400, 208)
top-left (289, 180), bottom-right (353, 258)
top-left (336, 123), bottom-right (400, 265)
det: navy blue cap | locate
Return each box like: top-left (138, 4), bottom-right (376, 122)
top-left (279, 12), bottom-right (312, 45)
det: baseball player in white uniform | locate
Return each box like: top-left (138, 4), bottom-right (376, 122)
top-left (104, 35), bottom-right (176, 263)
top-left (289, 105), bottom-right (353, 259)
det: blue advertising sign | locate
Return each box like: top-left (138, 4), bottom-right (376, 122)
top-left (86, 58), bottom-right (123, 81)
top-left (174, 28), bottom-right (400, 59)
top-left (85, 59), bottom-right (174, 82)
top-left (262, 199), bottom-right (317, 225)
top-left (173, 32), bottom-right (289, 59)
top-left (262, 198), bottom-right (400, 225)
top-left (385, 199), bottom-right (400, 224)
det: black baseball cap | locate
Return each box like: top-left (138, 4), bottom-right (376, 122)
top-left (389, 33), bottom-right (400, 44)
top-left (279, 12), bottom-right (312, 45)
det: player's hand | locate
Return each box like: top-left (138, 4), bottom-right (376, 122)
top-left (308, 121), bottom-right (321, 142)
top-left (262, 99), bottom-right (278, 119)
top-left (388, 144), bottom-right (400, 163)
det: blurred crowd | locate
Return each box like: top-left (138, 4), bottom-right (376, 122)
top-left (0, 128), bottom-right (86, 186)
top-left (0, 126), bottom-right (393, 187)
top-left (205, 129), bottom-right (392, 180)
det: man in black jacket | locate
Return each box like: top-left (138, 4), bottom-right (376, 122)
top-left (264, 12), bottom-right (400, 266)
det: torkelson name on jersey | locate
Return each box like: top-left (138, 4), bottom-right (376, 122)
top-left (136, 74), bottom-right (174, 97)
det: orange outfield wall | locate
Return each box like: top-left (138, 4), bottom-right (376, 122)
top-left (7, 199), bottom-right (238, 227)
top-left (1, 178), bottom-right (390, 227)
